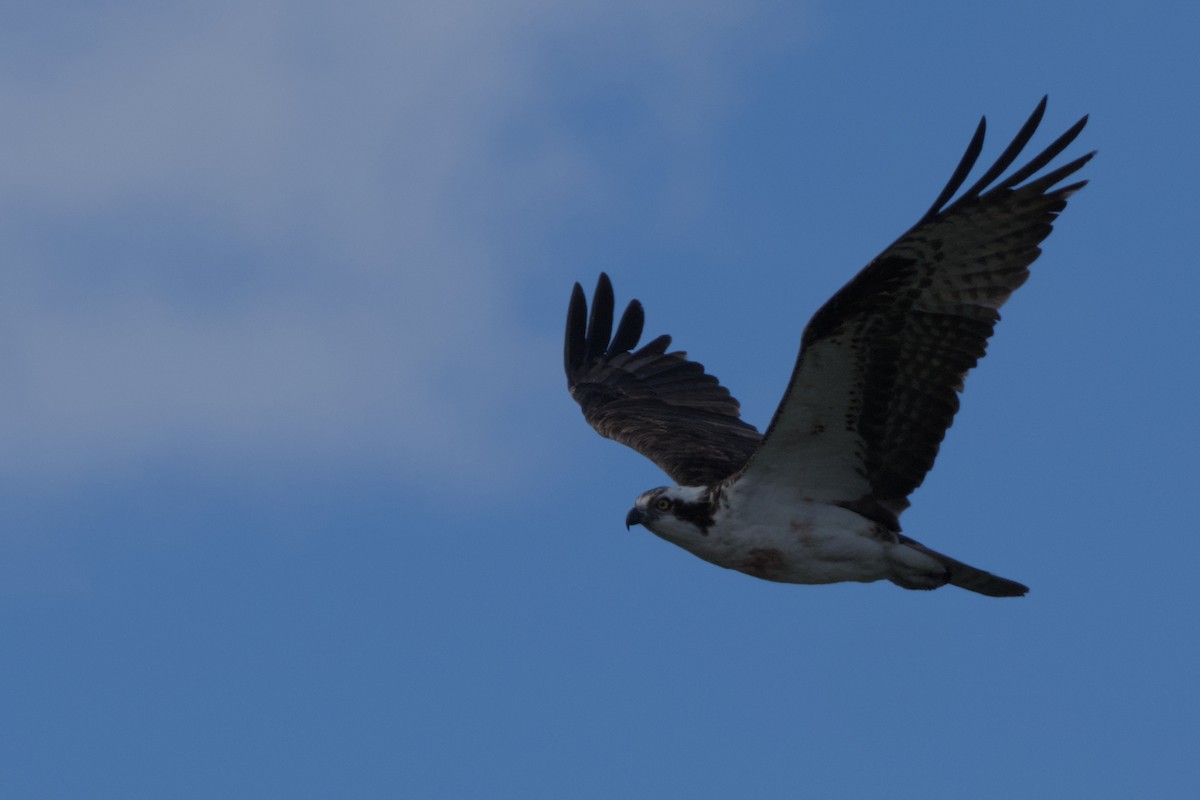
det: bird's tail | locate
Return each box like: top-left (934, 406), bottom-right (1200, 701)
top-left (897, 536), bottom-right (1029, 597)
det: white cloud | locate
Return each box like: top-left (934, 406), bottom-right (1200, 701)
top-left (0, 0), bottom-right (799, 490)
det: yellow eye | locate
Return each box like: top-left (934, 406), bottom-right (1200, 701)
top-left (655, 498), bottom-right (672, 512)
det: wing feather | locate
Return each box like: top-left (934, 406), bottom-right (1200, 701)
top-left (565, 274), bottom-right (761, 486)
top-left (733, 98), bottom-right (1093, 527)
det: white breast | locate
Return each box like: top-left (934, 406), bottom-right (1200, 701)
top-left (687, 483), bottom-right (900, 585)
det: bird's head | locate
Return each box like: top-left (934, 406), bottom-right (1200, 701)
top-left (625, 485), bottom-right (715, 544)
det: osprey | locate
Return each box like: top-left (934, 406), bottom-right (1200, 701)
top-left (564, 97), bottom-right (1092, 597)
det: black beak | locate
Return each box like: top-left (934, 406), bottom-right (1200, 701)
top-left (625, 507), bottom-right (643, 530)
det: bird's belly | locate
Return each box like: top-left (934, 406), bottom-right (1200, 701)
top-left (699, 501), bottom-right (893, 585)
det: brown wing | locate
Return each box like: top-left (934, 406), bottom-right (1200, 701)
top-left (565, 273), bottom-right (761, 486)
top-left (735, 97), bottom-right (1093, 527)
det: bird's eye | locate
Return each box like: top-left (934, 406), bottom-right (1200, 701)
top-left (655, 498), bottom-right (672, 512)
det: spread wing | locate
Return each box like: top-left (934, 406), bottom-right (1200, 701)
top-left (565, 273), bottom-right (761, 486)
top-left (733, 97), bottom-right (1093, 528)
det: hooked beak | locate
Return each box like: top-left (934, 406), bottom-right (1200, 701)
top-left (625, 507), bottom-right (643, 530)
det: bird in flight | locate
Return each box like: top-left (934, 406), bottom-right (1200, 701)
top-left (564, 97), bottom-right (1092, 597)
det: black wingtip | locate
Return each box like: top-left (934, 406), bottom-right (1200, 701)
top-left (566, 273), bottom-right (648, 380)
top-left (585, 273), bottom-right (615, 365)
top-left (998, 111), bottom-right (1090, 190)
top-left (565, 282), bottom-right (588, 380)
top-left (957, 96), bottom-right (1048, 202)
top-left (921, 98), bottom-right (1092, 223)
top-left (1020, 149), bottom-right (1095, 194)
top-left (921, 114), bottom-right (986, 223)
top-left (608, 298), bottom-right (645, 357)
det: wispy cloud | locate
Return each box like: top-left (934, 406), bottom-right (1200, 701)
top-left (0, 0), bottom-right (800, 491)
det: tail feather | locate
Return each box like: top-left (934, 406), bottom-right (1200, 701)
top-left (899, 536), bottom-right (1029, 598)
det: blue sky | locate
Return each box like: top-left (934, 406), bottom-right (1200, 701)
top-left (2, 1), bottom-right (1197, 797)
